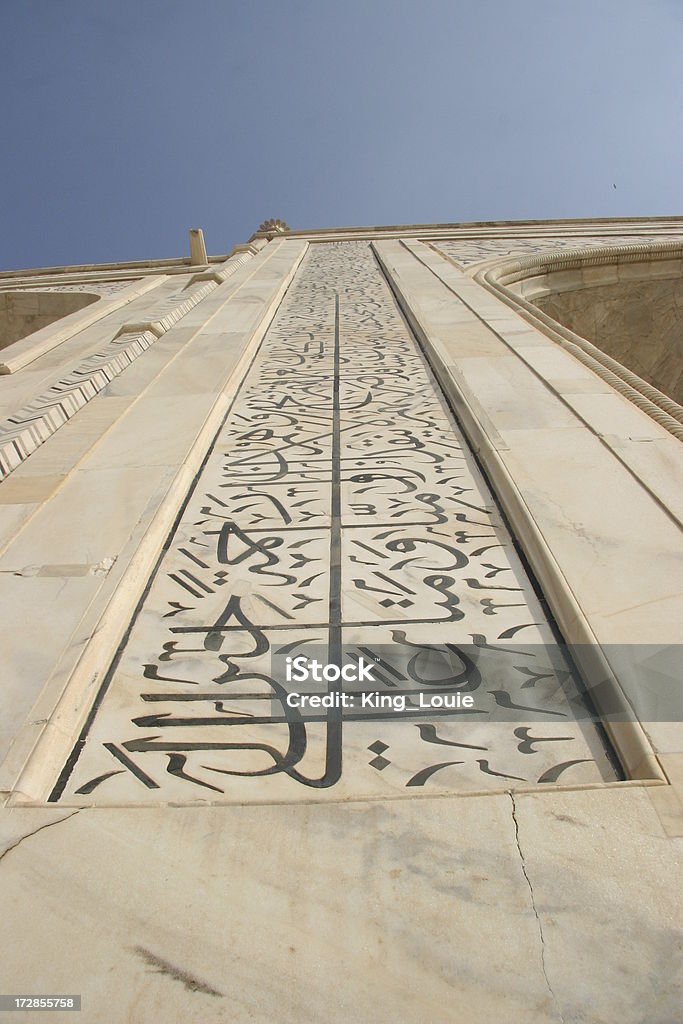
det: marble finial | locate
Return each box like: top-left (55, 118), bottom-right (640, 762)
top-left (189, 228), bottom-right (208, 265)
top-left (258, 218), bottom-right (290, 236)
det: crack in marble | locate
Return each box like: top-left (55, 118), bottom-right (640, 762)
top-left (0, 810), bottom-right (81, 866)
top-left (509, 792), bottom-right (565, 1024)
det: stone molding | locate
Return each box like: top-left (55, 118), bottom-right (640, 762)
top-left (0, 251), bottom-right (255, 481)
top-left (476, 240), bottom-right (683, 442)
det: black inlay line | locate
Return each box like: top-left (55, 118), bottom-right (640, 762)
top-left (329, 292), bottom-right (342, 636)
top-left (318, 291), bottom-right (344, 787)
top-left (121, 706), bottom-right (484, 742)
top-left (103, 743), bottom-right (160, 789)
top-left (166, 615), bottom-right (484, 633)
top-left (167, 573), bottom-right (208, 599)
top-left (137, 688), bottom-right (481, 704)
top-left (167, 521), bottom-right (470, 534)
top-left (254, 594), bottom-right (295, 620)
top-left (178, 548), bottom-right (210, 569)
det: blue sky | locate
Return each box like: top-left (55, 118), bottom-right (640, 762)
top-left (1, 0), bottom-right (681, 269)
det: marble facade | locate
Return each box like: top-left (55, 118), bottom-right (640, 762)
top-left (0, 217), bottom-right (681, 1022)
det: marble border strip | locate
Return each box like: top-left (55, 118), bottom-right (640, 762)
top-left (15, 777), bottom-right (666, 812)
top-left (372, 238), bottom-right (667, 788)
top-left (0, 240), bottom-right (266, 289)
top-left (471, 241), bottom-right (683, 441)
top-left (0, 252), bottom-right (255, 482)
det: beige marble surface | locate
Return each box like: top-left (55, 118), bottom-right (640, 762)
top-left (0, 786), bottom-right (679, 1023)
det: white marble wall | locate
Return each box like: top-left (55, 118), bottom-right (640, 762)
top-left (0, 220), bottom-right (681, 1023)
